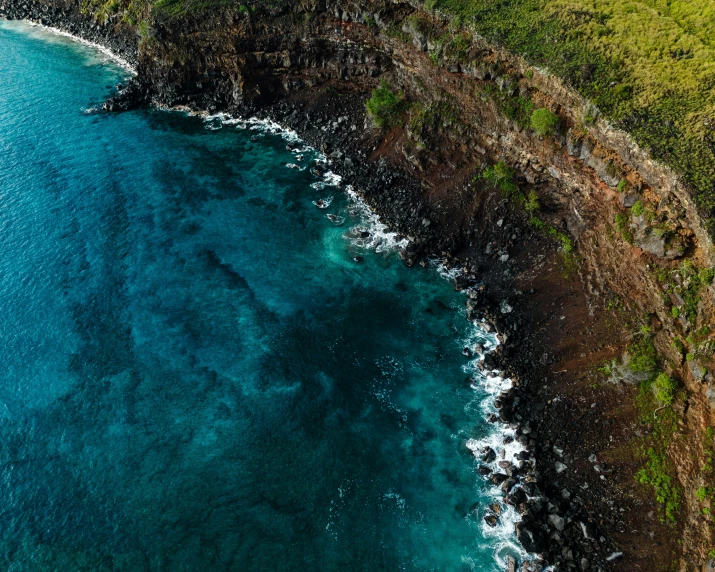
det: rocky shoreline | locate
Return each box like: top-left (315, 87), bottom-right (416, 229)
top-left (255, 96), bottom-right (625, 572)
top-left (0, 1), bottom-right (138, 66)
top-left (1, 1), bottom-right (700, 569)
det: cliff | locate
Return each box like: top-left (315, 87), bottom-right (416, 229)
top-left (3, 0), bottom-right (715, 569)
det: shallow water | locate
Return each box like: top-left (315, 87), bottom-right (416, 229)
top-left (0, 20), bottom-right (522, 570)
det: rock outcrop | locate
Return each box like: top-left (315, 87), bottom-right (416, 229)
top-left (3, 0), bottom-right (715, 569)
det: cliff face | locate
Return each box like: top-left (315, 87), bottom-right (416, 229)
top-left (4, 0), bottom-right (715, 569)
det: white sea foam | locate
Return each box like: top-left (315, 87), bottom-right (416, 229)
top-left (11, 20), bottom-right (136, 73)
top-left (195, 108), bottom-right (531, 567)
top-left (429, 262), bottom-right (533, 566)
top-left (325, 214), bottom-right (344, 225)
top-left (344, 187), bottom-right (409, 253)
top-left (313, 196), bottom-right (333, 209)
top-left (202, 115), bottom-right (408, 255)
top-left (200, 112), bottom-right (304, 144)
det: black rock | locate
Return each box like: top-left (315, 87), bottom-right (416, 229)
top-left (515, 521), bottom-right (549, 553)
top-left (481, 447), bottom-right (496, 463)
top-left (489, 472), bottom-right (508, 485)
top-left (477, 465), bottom-right (492, 476)
top-left (484, 514), bottom-right (499, 527)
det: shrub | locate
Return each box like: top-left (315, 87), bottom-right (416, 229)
top-left (700, 268), bottom-right (715, 285)
top-left (615, 212), bottom-right (633, 243)
top-left (529, 216), bottom-right (544, 230)
top-left (524, 189), bottom-right (540, 212)
top-left (631, 200), bottom-right (645, 217)
top-left (502, 96), bottom-right (535, 130)
top-left (482, 161), bottom-right (518, 195)
top-left (697, 487), bottom-right (710, 502)
top-left (617, 179), bottom-right (627, 192)
top-left (635, 447), bottom-right (680, 523)
top-left (366, 80), bottom-right (407, 128)
top-left (671, 307), bottom-right (680, 318)
top-left (629, 330), bottom-right (658, 373)
top-left (653, 373), bottom-right (676, 406)
top-left (530, 108), bottom-right (559, 136)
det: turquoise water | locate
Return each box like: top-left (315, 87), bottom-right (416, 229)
top-left (0, 21), bottom-right (522, 570)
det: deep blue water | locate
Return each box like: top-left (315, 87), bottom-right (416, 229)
top-left (0, 21), bottom-right (523, 570)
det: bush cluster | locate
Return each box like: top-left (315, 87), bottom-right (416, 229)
top-left (482, 161), bottom-right (518, 195)
top-left (530, 108), bottom-right (559, 136)
top-left (365, 80), bottom-right (409, 129)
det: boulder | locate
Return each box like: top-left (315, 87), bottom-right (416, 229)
top-left (484, 514), bottom-right (499, 527)
top-left (548, 514), bottom-right (565, 532)
top-left (690, 360), bottom-right (706, 381)
top-left (481, 447), bottom-right (497, 463)
top-left (489, 502), bottom-right (503, 515)
top-left (506, 487), bottom-right (527, 507)
top-left (489, 472), bottom-right (508, 485)
top-left (478, 465), bottom-right (492, 476)
top-left (515, 522), bottom-right (548, 553)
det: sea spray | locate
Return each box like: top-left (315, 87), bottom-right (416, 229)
top-left (197, 109), bottom-right (533, 568)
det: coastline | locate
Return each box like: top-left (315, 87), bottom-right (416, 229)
top-left (0, 3), bottom-right (699, 569)
top-left (41, 22), bottom-right (136, 73)
top-left (0, 19), bottom-right (538, 569)
top-left (0, 4), bottom-right (139, 68)
top-left (203, 109), bottom-right (534, 568)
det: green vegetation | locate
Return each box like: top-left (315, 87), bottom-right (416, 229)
top-left (480, 84), bottom-right (535, 130)
top-left (82, 0), bottom-right (715, 230)
top-left (615, 212), bottom-right (633, 244)
top-left (366, 81), bottom-right (409, 129)
top-left (385, 21), bottom-right (412, 43)
top-left (482, 161), bottom-right (518, 195)
top-left (671, 307), bottom-right (680, 318)
top-left (545, 224), bottom-right (574, 253)
top-left (616, 179), bottom-right (627, 192)
top-left (504, 96), bottom-right (536, 130)
top-left (524, 189), bottom-right (540, 212)
top-left (628, 326), bottom-right (658, 374)
top-left (423, 0), bottom-right (715, 234)
top-left (635, 447), bottom-right (681, 523)
top-left (678, 261), bottom-right (709, 322)
top-left (653, 373), bottom-right (676, 406)
top-left (530, 107), bottom-right (559, 136)
top-left (530, 217), bottom-right (576, 269)
top-left (634, 373), bottom-right (682, 524)
top-left (408, 100), bottom-right (460, 141)
top-left (705, 428), bottom-right (715, 474)
top-left (631, 200), bottom-right (644, 217)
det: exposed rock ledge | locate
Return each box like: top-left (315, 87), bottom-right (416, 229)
top-left (3, 0), bottom-right (715, 569)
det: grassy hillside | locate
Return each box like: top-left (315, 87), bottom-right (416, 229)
top-left (429, 0), bottom-right (715, 229)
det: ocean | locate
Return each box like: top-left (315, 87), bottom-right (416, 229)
top-left (0, 20), bottom-right (523, 570)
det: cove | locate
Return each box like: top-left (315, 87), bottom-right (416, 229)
top-left (0, 20), bottom-right (521, 570)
